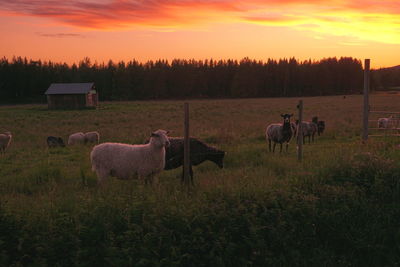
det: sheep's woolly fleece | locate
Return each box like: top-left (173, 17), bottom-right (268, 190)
top-left (90, 129), bottom-right (169, 183)
top-left (84, 131), bottom-right (100, 143)
top-left (68, 132), bottom-right (85, 145)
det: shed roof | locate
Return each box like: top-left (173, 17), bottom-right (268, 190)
top-left (45, 83), bottom-right (95, 95)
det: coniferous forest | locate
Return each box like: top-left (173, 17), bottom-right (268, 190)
top-left (0, 56), bottom-right (397, 103)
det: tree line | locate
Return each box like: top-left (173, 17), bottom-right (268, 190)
top-left (0, 56), bottom-right (370, 103)
top-left (372, 65), bottom-right (400, 90)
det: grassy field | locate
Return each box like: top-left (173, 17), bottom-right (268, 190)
top-left (1, 95), bottom-right (400, 266)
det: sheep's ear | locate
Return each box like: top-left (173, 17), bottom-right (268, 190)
top-left (151, 132), bottom-right (159, 137)
top-left (165, 130), bottom-right (170, 134)
top-left (280, 114), bottom-right (284, 117)
top-left (290, 113), bottom-right (294, 117)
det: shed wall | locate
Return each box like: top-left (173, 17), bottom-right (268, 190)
top-left (47, 94), bottom-right (87, 109)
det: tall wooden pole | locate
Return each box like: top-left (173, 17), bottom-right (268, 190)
top-left (297, 100), bottom-right (303, 162)
top-left (183, 103), bottom-right (191, 186)
top-left (363, 59), bottom-right (370, 143)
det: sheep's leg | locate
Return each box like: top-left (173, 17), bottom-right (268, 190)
top-left (148, 174), bottom-right (156, 186)
top-left (144, 175), bottom-right (153, 185)
top-left (180, 169), bottom-right (184, 184)
top-left (139, 174), bottom-right (146, 185)
top-left (190, 165), bottom-right (194, 185)
top-left (180, 165), bottom-right (194, 185)
top-left (285, 143), bottom-right (289, 153)
top-left (279, 143), bottom-right (283, 153)
top-left (272, 142), bottom-right (276, 153)
top-left (268, 139), bottom-right (271, 152)
top-left (96, 169), bottom-right (109, 186)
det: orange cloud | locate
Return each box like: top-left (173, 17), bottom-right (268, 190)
top-left (0, 0), bottom-right (399, 43)
top-left (0, 0), bottom-right (239, 29)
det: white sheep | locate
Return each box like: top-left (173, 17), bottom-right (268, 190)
top-left (90, 129), bottom-right (170, 184)
top-left (84, 131), bottom-right (100, 144)
top-left (378, 116), bottom-right (397, 129)
top-left (68, 132), bottom-right (85, 145)
top-left (266, 114), bottom-right (294, 153)
top-left (0, 132), bottom-right (12, 154)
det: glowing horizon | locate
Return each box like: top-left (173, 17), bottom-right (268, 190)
top-left (1, 0), bottom-right (399, 68)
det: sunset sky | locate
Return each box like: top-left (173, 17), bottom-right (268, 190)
top-left (0, 0), bottom-right (399, 68)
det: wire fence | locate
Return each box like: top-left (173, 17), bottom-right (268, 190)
top-left (368, 111), bottom-right (400, 137)
top-left (362, 59), bottom-right (400, 140)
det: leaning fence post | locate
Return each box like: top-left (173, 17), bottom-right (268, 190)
top-left (183, 102), bottom-right (191, 186)
top-left (297, 100), bottom-right (303, 162)
top-left (363, 59), bottom-right (370, 143)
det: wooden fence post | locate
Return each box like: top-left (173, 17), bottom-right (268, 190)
top-left (183, 103), bottom-right (191, 186)
top-left (297, 100), bottom-right (303, 162)
top-left (363, 59), bottom-right (370, 143)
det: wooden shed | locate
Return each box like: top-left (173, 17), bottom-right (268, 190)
top-left (45, 83), bottom-right (98, 109)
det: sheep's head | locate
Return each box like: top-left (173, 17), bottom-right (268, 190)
top-left (280, 113), bottom-right (293, 124)
top-left (150, 129), bottom-right (170, 148)
top-left (312, 116), bottom-right (318, 123)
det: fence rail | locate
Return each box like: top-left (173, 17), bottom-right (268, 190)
top-left (368, 120), bottom-right (400, 122)
top-left (369, 134), bottom-right (400, 137)
top-left (369, 111), bottom-right (400, 114)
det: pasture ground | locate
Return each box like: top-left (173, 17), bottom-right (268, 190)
top-left (0, 95), bottom-right (400, 266)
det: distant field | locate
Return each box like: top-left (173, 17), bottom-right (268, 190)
top-left (0, 95), bottom-right (400, 266)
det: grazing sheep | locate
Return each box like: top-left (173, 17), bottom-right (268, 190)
top-left (90, 129), bottom-right (170, 184)
top-left (266, 113), bottom-right (294, 153)
top-left (84, 131), bottom-right (100, 144)
top-left (68, 132), bottom-right (85, 145)
top-left (296, 120), bottom-right (317, 144)
top-left (0, 132), bottom-right (12, 154)
top-left (164, 137), bottom-right (225, 184)
top-left (312, 116), bottom-right (325, 136)
top-left (47, 136), bottom-right (65, 148)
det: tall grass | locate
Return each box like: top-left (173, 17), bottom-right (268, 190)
top-left (1, 95), bottom-right (400, 265)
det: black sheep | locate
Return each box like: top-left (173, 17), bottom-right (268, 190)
top-left (47, 136), bottom-right (65, 148)
top-left (165, 137), bottom-right (225, 184)
top-left (317, 121), bottom-right (325, 135)
top-left (312, 116), bottom-right (325, 136)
